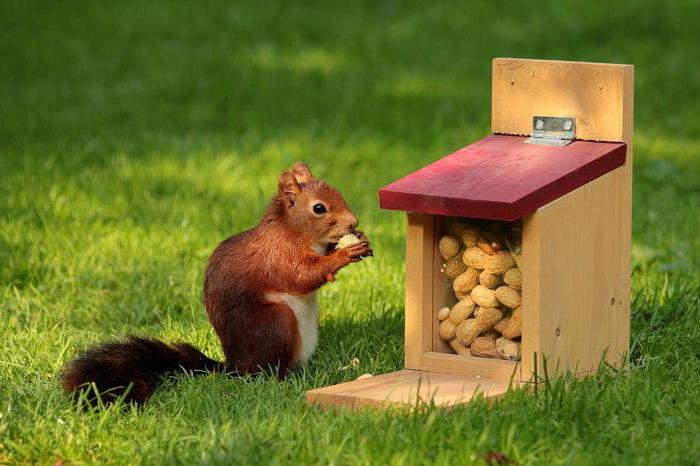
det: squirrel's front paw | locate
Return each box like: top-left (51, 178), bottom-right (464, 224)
top-left (341, 241), bottom-right (372, 262)
top-left (335, 231), bottom-right (374, 258)
top-left (352, 230), bottom-right (374, 257)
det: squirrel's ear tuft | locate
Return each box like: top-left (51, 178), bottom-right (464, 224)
top-left (291, 162), bottom-right (314, 184)
top-left (278, 170), bottom-right (301, 205)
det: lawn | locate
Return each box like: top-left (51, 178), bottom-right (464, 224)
top-left (1, 0), bottom-right (700, 464)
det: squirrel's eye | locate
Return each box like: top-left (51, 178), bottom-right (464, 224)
top-left (312, 203), bottom-right (327, 214)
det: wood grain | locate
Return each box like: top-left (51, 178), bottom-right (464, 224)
top-left (404, 213), bottom-right (435, 369)
top-left (521, 170), bottom-right (629, 378)
top-left (492, 58), bottom-right (633, 142)
top-left (306, 370), bottom-right (517, 410)
top-left (419, 352), bottom-right (519, 380)
top-left (612, 66), bottom-right (634, 361)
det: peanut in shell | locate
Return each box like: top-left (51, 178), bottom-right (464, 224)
top-left (437, 306), bottom-right (451, 321)
top-left (470, 285), bottom-right (499, 308)
top-left (469, 335), bottom-right (503, 359)
top-left (495, 285), bottom-right (522, 309)
top-left (453, 268), bottom-right (480, 297)
top-left (462, 247), bottom-right (488, 269)
top-left (455, 307), bottom-right (503, 346)
top-left (479, 270), bottom-right (503, 289)
top-left (482, 251), bottom-right (515, 274)
top-left (438, 235), bottom-right (460, 260)
top-left (496, 337), bottom-right (521, 361)
top-left (438, 320), bottom-right (456, 340)
top-left (500, 307), bottom-right (522, 339)
top-left (442, 256), bottom-right (468, 279)
top-left (449, 298), bottom-right (475, 325)
top-left (504, 267), bottom-right (522, 291)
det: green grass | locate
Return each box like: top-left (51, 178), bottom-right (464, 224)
top-left (1, 0), bottom-right (700, 464)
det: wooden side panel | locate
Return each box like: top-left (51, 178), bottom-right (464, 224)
top-left (405, 213), bottom-right (435, 369)
top-left (520, 211), bottom-right (541, 381)
top-left (492, 58), bottom-right (633, 142)
top-left (306, 370), bottom-right (517, 410)
top-left (521, 171), bottom-right (628, 378)
top-left (612, 67), bottom-right (634, 360)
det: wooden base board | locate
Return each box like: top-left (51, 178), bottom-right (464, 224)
top-left (306, 370), bottom-right (519, 410)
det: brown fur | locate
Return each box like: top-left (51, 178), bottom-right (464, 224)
top-left (204, 162), bottom-right (369, 375)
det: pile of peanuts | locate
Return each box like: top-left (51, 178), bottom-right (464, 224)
top-left (437, 220), bottom-right (522, 361)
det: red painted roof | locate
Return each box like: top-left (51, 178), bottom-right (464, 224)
top-left (378, 134), bottom-right (626, 221)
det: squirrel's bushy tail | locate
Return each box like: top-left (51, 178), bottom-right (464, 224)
top-left (61, 336), bottom-right (224, 405)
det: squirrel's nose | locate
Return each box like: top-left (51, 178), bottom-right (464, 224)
top-left (348, 216), bottom-right (358, 231)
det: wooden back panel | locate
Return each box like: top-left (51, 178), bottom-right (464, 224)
top-left (499, 58), bottom-right (634, 379)
top-left (492, 58), bottom-right (633, 142)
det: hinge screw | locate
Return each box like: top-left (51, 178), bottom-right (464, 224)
top-left (535, 119), bottom-right (544, 130)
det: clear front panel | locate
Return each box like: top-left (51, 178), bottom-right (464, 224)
top-left (435, 217), bottom-right (523, 361)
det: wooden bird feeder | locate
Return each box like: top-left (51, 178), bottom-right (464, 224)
top-left (307, 58), bottom-right (634, 409)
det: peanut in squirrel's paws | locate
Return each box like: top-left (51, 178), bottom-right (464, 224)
top-left (336, 233), bottom-right (362, 249)
top-left (335, 231), bottom-right (374, 258)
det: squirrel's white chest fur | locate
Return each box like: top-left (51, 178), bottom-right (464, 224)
top-left (267, 292), bottom-right (319, 364)
top-left (264, 244), bottom-right (326, 364)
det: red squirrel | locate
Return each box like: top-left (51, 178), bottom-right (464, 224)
top-left (62, 162), bottom-right (372, 404)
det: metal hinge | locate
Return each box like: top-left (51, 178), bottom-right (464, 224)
top-left (524, 116), bottom-right (576, 147)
